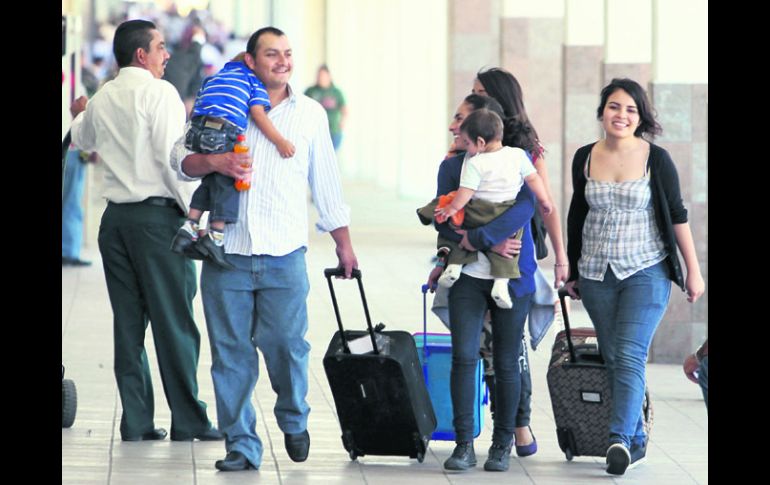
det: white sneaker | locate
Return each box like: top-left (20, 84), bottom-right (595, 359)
top-left (491, 280), bottom-right (513, 309)
top-left (438, 264), bottom-right (463, 288)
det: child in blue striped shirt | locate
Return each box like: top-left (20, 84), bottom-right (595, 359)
top-left (171, 52), bottom-right (294, 268)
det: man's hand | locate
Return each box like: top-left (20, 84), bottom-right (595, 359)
top-left (683, 353), bottom-right (700, 384)
top-left (70, 96), bottom-right (88, 118)
top-left (330, 227), bottom-right (358, 278)
top-left (210, 151), bottom-right (253, 179)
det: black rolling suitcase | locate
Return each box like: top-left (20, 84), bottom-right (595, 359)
top-left (322, 268), bottom-right (437, 462)
top-left (546, 287), bottom-right (653, 461)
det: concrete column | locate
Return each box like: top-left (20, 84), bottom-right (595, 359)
top-left (498, 0), bottom-right (564, 266)
top-left (449, 0), bottom-right (501, 114)
top-left (326, 0), bottom-right (447, 200)
top-left (649, 0), bottom-right (708, 364)
top-left (603, 0), bottom-right (652, 85)
top-left (563, 0), bottom-right (603, 210)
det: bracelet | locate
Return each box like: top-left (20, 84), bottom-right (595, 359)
top-left (554, 263), bottom-right (569, 267)
top-left (435, 260), bottom-right (446, 268)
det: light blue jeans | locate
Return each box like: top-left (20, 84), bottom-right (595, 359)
top-left (62, 149), bottom-right (86, 259)
top-left (201, 249), bottom-right (311, 468)
top-left (579, 261), bottom-right (671, 448)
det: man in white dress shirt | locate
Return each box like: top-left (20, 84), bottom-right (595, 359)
top-left (69, 19), bottom-right (222, 442)
top-left (170, 26), bottom-right (358, 471)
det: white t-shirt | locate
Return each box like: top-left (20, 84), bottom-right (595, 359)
top-left (459, 146), bottom-right (536, 203)
top-left (459, 146), bottom-right (535, 280)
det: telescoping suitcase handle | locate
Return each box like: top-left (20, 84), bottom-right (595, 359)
top-left (557, 286), bottom-right (579, 364)
top-left (323, 267), bottom-right (379, 355)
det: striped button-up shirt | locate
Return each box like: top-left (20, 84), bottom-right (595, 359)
top-left (171, 86), bottom-right (351, 257)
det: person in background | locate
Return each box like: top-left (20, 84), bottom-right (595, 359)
top-left (163, 21), bottom-right (205, 117)
top-left (62, 147), bottom-right (94, 267)
top-left (564, 78), bottom-right (705, 476)
top-left (304, 64), bottom-right (347, 150)
top-left (69, 19), bottom-right (222, 443)
top-left (683, 338), bottom-right (708, 410)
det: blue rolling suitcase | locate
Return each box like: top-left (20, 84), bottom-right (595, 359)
top-left (413, 284), bottom-right (486, 441)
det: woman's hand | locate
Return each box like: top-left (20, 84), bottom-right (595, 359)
top-left (427, 266), bottom-right (443, 292)
top-left (682, 353), bottom-right (700, 383)
top-left (685, 271), bottom-right (705, 303)
top-left (491, 237), bottom-right (522, 259)
top-left (563, 280), bottom-right (581, 300)
top-left (554, 263), bottom-right (569, 289)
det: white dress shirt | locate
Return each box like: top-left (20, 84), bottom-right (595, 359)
top-left (71, 67), bottom-right (197, 212)
top-left (170, 86), bottom-right (351, 257)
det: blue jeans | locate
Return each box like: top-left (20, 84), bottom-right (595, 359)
top-left (699, 356), bottom-right (708, 411)
top-left (579, 261), bottom-right (671, 448)
top-left (62, 149), bottom-right (86, 259)
top-left (448, 274), bottom-right (531, 445)
top-left (200, 249), bottom-right (311, 468)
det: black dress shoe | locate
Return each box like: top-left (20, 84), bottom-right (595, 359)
top-left (170, 228), bottom-right (196, 254)
top-left (215, 451), bottom-right (256, 471)
top-left (62, 257), bottom-right (92, 267)
top-left (170, 426), bottom-right (225, 441)
top-left (122, 427), bottom-right (168, 441)
top-left (284, 430), bottom-right (310, 462)
top-left (196, 235), bottom-right (235, 270)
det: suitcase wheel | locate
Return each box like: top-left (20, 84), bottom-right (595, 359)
top-left (564, 446), bottom-right (574, 461)
top-left (62, 378), bottom-right (77, 428)
top-left (348, 449), bottom-right (358, 461)
top-left (416, 452), bottom-right (425, 463)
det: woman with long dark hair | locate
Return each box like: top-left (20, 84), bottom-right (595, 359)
top-left (564, 78), bottom-right (704, 475)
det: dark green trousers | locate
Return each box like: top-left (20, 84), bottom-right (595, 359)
top-left (98, 201), bottom-right (211, 439)
top-left (417, 196), bottom-right (523, 278)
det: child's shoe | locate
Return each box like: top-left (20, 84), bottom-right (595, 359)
top-left (438, 264), bottom-right (463, 288)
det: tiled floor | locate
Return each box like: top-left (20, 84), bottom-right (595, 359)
top-left (62, 179), bottom-right (708, 484)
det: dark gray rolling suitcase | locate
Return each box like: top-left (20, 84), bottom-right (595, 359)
top-left (322, 268), bottom-right (437, 462)
top-left (546, 287), bottom-right (653, 461)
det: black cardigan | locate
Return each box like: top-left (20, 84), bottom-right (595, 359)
top-left (566, 142), bottom-right (687, 291)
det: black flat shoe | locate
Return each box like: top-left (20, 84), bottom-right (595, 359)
top-left (171, 426), bottom-right (225, 441)
top-left (62, 257), bottom-right (92, 267)
top-left (215, 451), bottom-right (256, 471)
top-left (122, 427), bottom-right (168, 441)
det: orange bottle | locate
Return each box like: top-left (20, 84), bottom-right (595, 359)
top-left (233, 134), bottom-right (251, 191)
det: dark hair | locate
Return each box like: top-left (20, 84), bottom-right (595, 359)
top-left (460, 109), bottom-right (503, 145)
top-left (246, 26), bottom-right (286, 57)
top-left (476, 67), bottom-right (541, 156)
top-left (597, 78), bottom-right (662, 138)
top-left (463, 94), bottom-right (505, 120)
top-left (113, 20), bottom-right (156, 68)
